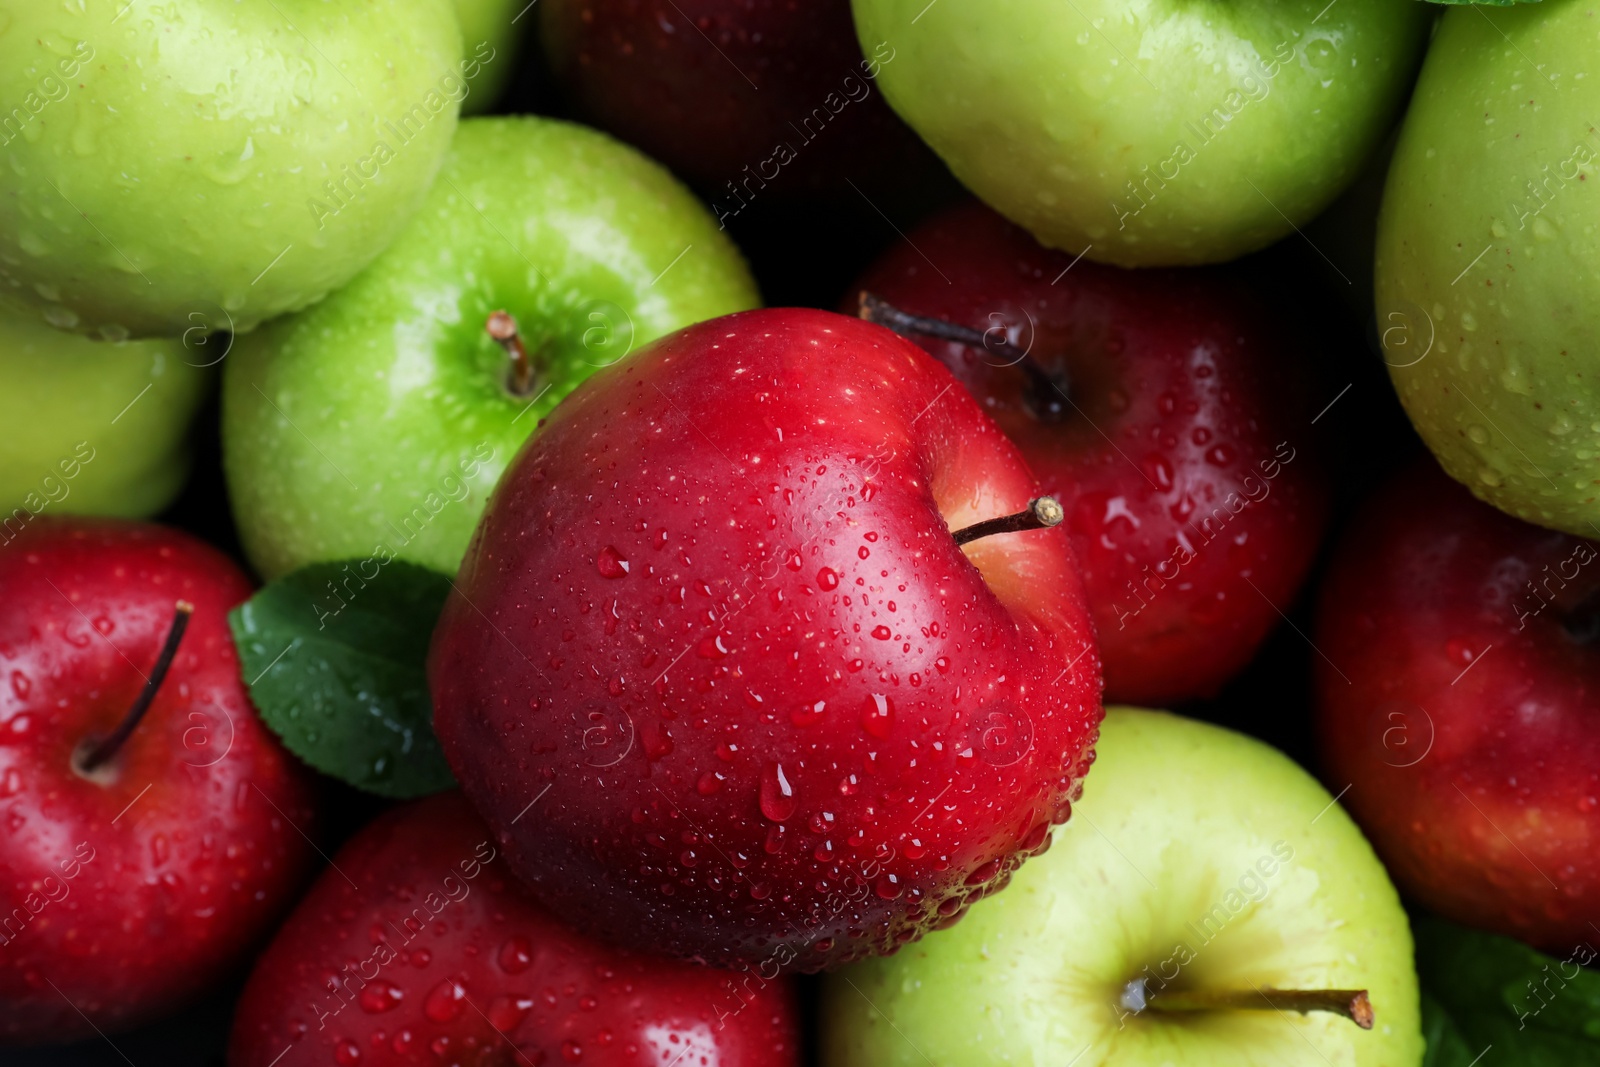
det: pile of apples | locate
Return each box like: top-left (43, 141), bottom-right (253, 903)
top-left (2, 1), bottom-right (1597, 1065)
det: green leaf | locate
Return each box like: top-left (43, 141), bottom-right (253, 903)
top-left (1415, 913), bottom-right (1600, 1066)
top-left (230, 559), bottom-right (457, 799)
top-left (1423, 1), bottom-right (1542, 6)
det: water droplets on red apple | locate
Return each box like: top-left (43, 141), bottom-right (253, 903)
top-left (417, 977), bottom-right (466, 1024)
top-left (595, 545), bottom-right (630, 578)
top-left (759, 762), bottom-right (798, 822)
top-left (860, 694), bottom-right (894, 739)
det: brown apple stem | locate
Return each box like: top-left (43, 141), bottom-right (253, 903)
top-left (78, 600), bottom-right (194, 773)
top-left (487, 310), bottom-right (537, 397)
top-left (951, 497), bottom-right (1064, 546)
top-left (856, 292), bottom-right (1068, 423)
top-left (1138, 984), bottom-right (1374, 1030)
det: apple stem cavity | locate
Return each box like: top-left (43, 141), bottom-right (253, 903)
top-left (1560, 587), bottom-right (1600, 643)
top-left (487, 310), bottom-right (538, 397)
top-left (1123, 978), bottom-right (1374, 1030)
top-left (76, 599), bottom-right (194, 775)
top-left (951, 497), bottom-right (1064, 546)
top-left (856, 291), bottom-right (1069, 424)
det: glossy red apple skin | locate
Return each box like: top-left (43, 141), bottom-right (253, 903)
top-left (0, 519), bottom-right (318, 1044)
top-left (849, 200), bottom-right (1333, 705)
top-left (430, 308), bottom-right (1103, 972)
top-left (1316, 458), bottom-right (1600, 953)
top-left (230, 791), bottom-right (800, 1067)
top-left (539, 0), bottom-right (934, 200)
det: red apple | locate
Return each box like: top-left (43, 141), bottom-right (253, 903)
top-left (848, 200), bottom-right (1332, 705)
top-left (229, 791), bottom-right (802, 1067)
top-left (0, 519), bottom-right (318, 1044)
top-left (538, 0), bottom-right (936, 208)
top-left (430, 307), bottom-right (1103, 972)
top-left (1315, 457), bottom-right (1600, 953)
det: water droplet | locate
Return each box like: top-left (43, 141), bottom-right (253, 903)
top-left (488, 994), bottom-right (533, 1031)
top-left (10, 672), bottom-right (30, 701)
top-left (359, 980), bottom-right (403, 1014)
top-left (817, 567), bottom-right (839, 590)
top-left (596, 546), bottom-right (630, 578)
top-left (562, 1039), bottom-right (584, 1062)
top-left (423, 979), bottom-right (465, 1023)
top-left (759, 762), bottom-right (798, 822)
top-left (965, 859), bottom-right (1002, 886)
top-left (870, 625), bottom-right (892, 641)
top-left (334, 1038), bottom-right (362, 1065)
top-left (499, 937), bottom-right (533, 974)
top-left (0, 769), bottom-right (20, 798)
top-left (874, 873), bottom-right (903, 900)
top-left (697, 771), bottom-right (723, 795)
top-left (696, 634), bottom-right (730, 659)
top-left (790, 700), bottom-right (826, 727)
top-left (862, 694), bottom-right (894, 739)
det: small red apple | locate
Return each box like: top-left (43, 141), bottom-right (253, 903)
top-left (847, 200), bottom-right (1332, 705)
top-left (0, 518), bottom-right (318, 1044)
top-left (228, 791), bottom-right (802, 1067)
top-left (430, 307), bottom-right (1103, 972)
top-left (1316, 457), bottom-right (1600, 952)
top-left (538, 0), bottom-right (936, 206)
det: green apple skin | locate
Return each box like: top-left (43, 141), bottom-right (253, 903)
top-left (822, 708), bottom-right (1423, 1067)
top-left (0, 0), bottom-right (464, 340)
top-left (222, 116), bottom-right (760, 580)
top-left (851, 0), bottom-right (1431, 267)
top-left (0, 309), bottom-right (211, 520)
top-left (454, 0), bottom-right (524, 114)
top-left (1377, 3), bottom-right (1600, 537)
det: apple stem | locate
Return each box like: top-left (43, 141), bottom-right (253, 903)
top-left (78, 600), bottom-right (194, 773)
top-left (487, 310), bottom-right (538, 397)
top-left (1127, 980), bottom-right (1374, 1030)
top-left (950, 497), bottom-right (1064, 546)
top-left (856, 292), bottom-right (1069, 424)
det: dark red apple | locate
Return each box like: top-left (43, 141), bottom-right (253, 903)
top-left (0, 519), bottom-right (318, 1044)
top-left (229, 791), bottom-right (801, 1067)
top-left (848, 200), bottom-right (1332, 705)
top-left (1316, 457), bottom-right (1600, 953)
top-left (538, 0), bottom-right (937, 208)
top-left (430, 307), bottom-right (1102, 972)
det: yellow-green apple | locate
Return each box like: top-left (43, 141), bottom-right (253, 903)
top-left (454, 0), bottom-right (525, 114)
top-left (222, 116), bottom-right (759, 579)
top-left (1377, 1), bottom-right (1600, 537)
top-left (0, 308), bottom-right (211, 523)
top-left (823, 708), bottom-right (1422, 1066)
top-left (851, 0), bottom-right (1431, 266)
top-left (0, 0), bottom-right (463, 338)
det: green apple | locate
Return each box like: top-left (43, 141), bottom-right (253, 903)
top-left (454, 0), bottom-right (526, 114)
top-left (0, 0), bottom-right (465, 339)
top-left (851, 0), bottom-right (1431, 266)
top-left (0, 304), bottom-right (212, 525)
top-left (1377, 2), bottom-right (1600, 537)
top-left (222, 116), bottom-right (760, 580)
top-left (822, 708), bottom-right (1423, 1067)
